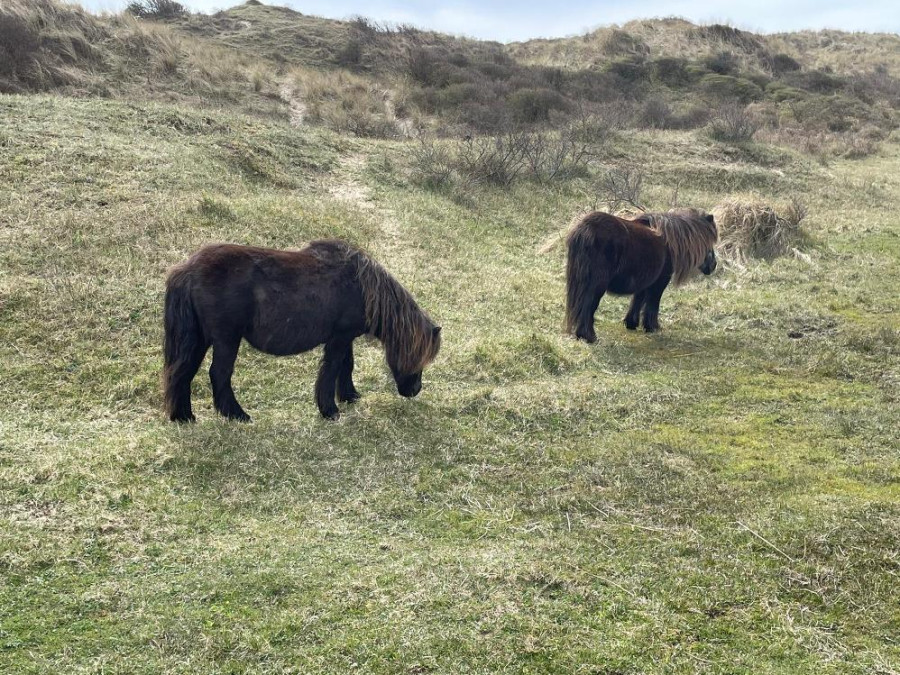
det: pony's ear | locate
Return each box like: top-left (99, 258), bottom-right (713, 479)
top-left (705, 214), bottom-right (715, 223)
top-left (433, 325), bottom-right (442, 338)
top-left (633, 214), bottom-right (652, 226)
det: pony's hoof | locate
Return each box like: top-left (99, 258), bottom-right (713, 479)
top-left (643, 326), bottom-right (659, 334)
top-left (170, 413), bottom-right (196, 423)
top-left (624, 321), bottom-right (638, 330)
top-left (229, 412), bottom-right (252, 423)
top-left (575, 331), bottom-right (597, 344)
top-left (321, 408), bottom-right (341, 421)
top-left (339, 392), bottom-right (361, 404)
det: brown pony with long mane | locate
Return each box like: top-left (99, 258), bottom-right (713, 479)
top-left (163, 240), bottom-right (441, 421)
top-left (565, 208), bottom-right (718, 342)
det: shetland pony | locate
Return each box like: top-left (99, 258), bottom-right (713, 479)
top-left (163, 240), bottom-right (441, 421)
top-left (566, 209), bottom-right (718, 342)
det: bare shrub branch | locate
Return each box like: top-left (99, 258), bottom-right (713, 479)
top-left (597, 167), bottom-right (646, 211)
top-left (708, 103), bottom-right (760, 143)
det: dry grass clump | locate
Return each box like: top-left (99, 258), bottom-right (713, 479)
top-left (0, 0), bottom-right (278, 112)
top-left (286, 68), bottom-right (400, 138)
top-left (713, 196), bottom-right (807, 263)
top-left (0, 0), bottom-right (104, 92)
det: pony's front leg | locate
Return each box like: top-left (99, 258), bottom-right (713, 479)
top-left (336, 341), bottom-right (361, 404)
top-left (624, 291), bottom-right (646, 330)
top-left (641, 278), bottom-right (670, 333)
top-left (316, 340), bottom-right (348, 420)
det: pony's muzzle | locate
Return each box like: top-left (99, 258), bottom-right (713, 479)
top-left (400, 380), bottom-right (422, 398)
top-left (395, 372), bottom-right (423, 398)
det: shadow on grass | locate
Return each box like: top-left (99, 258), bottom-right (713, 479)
top-left (160, 395), bottom-right (453, 502)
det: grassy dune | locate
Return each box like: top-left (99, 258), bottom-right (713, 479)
top-left (0, 92), bottom-right (898, 673)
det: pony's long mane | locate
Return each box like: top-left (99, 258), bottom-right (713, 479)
top-left (645, 208), bottom-right (718, 285)
top-left (352, 248), bottom-right (440, 374)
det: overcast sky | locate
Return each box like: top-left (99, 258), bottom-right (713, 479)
top-left (77, 0), bottom-right (900, 42)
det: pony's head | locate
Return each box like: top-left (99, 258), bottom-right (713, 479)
top-left (700, 248), bottom-right (717, 275)
top-left (390, 325), bottom-right (441, 397)
top-left (695, 213), bottom-right (718, 275)
top-left (354, 250), bottom-right (442, 398)
top-left (647, 209), bottom-right (719, 285)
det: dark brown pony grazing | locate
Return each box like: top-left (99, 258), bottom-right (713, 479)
top-left (163, 240), bottom-right (441, 422)
top-left (565, 208), bottom-right (718, 342)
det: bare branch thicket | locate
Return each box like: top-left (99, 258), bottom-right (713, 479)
top-left (410, 125), bottom-right (595, 189)
top-left (457, 130), bottom-right (530, 187)
top-left (522, 126), bottom-right (593, 182)
top-left (126, 0), bottom-right (187, 18)
top-left (408, 135), bottom-right (454, 188)
top-left (597, 167), bottom-right (647, 212)
top-left (708, 103), bottom-right (760, 142)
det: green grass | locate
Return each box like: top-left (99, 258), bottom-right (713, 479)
top-left (1, 93), bottom-right (898, 674)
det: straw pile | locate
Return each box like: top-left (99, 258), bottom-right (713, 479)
top-left (713, 197), bottom-right (807, 263)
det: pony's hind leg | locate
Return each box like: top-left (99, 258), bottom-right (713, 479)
top-left (316, 339), bottom-right (349, 420)
top-left (209, 339), bottom-right (251, 422)
top-left (624, 291), bottom-right (647, 331)
top-left (576, 276), bottom-right (608, 343)
top-left (166, 343), bottom-right (208, 422)
top-left (336, 341), bottom-right (360, 404)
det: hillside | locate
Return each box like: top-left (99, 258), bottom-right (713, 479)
top-left (510, 19), bottom-right (900, 78)
top-left (1, 2), bottom-right (899, 673)
top-left (3, 1), bottom-right (898, 153)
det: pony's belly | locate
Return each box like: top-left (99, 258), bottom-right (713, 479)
top-left (608, 276), bottom-right (644, 295)
top-left (245, 321), bottom-right (327, 356)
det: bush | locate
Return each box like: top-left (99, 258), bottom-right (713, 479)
top-left (708, 104), bottom-right (760, 142)
top-left (605, 57), bottom-right (649, 84)
top-left (596, 167), bottom-right (646, 211)
top-left (566, 70), bottom-right (622, 104)
top-left (704, 51), bottom-right (738, 75)
top-left (636, 96), bottom-right (674, 129)
top-left (456, 101), bottom-right (509, 132)
top-left (700, 74), bottom-right (764, 103)
top-left (837, 131), bottom-right (881, 159)
top-left (599, 29), bottom-right (648, 57)
top-left (787, 95), bottom-right (870, 133)
top-left (336, 37), bottom-right (363, 66)
top-left (670, 104), bottom-right (711, 129)
top-left (409, 136), bottom-right (454, 189)
top-left (410, 127), bottom-right (592, 190)
top-left (521, 126), bottom-right (593, 182)
top-left (651, 57), bottom-right (691, 87)
top-left (765, 81), bottom-right (807, 102)
top-left (126, 0), bottom-right (187, 19)
top-left (408, 47), bottom-right (453, 87)
top-left (785, 69), bottom-right (845, 94)
top-left (435, 82), bottom-right (489, 110)
top-left (770, 53), bottom-right (801, 74)
top-left (507, 87), bottom-right (569, 124)
top-left (456, 131), bottom-right (529, 186)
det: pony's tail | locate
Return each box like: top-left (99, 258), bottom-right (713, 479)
top-left (565, 220), bottom-right (602, 342)
top-left (162, 269), bottom-right (205, 422)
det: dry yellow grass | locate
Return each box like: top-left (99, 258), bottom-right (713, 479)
top-left (713, 196), bottom-right (808, 263)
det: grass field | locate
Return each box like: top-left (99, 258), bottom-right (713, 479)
top-left (0, 93), bottom-right (898, 673)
